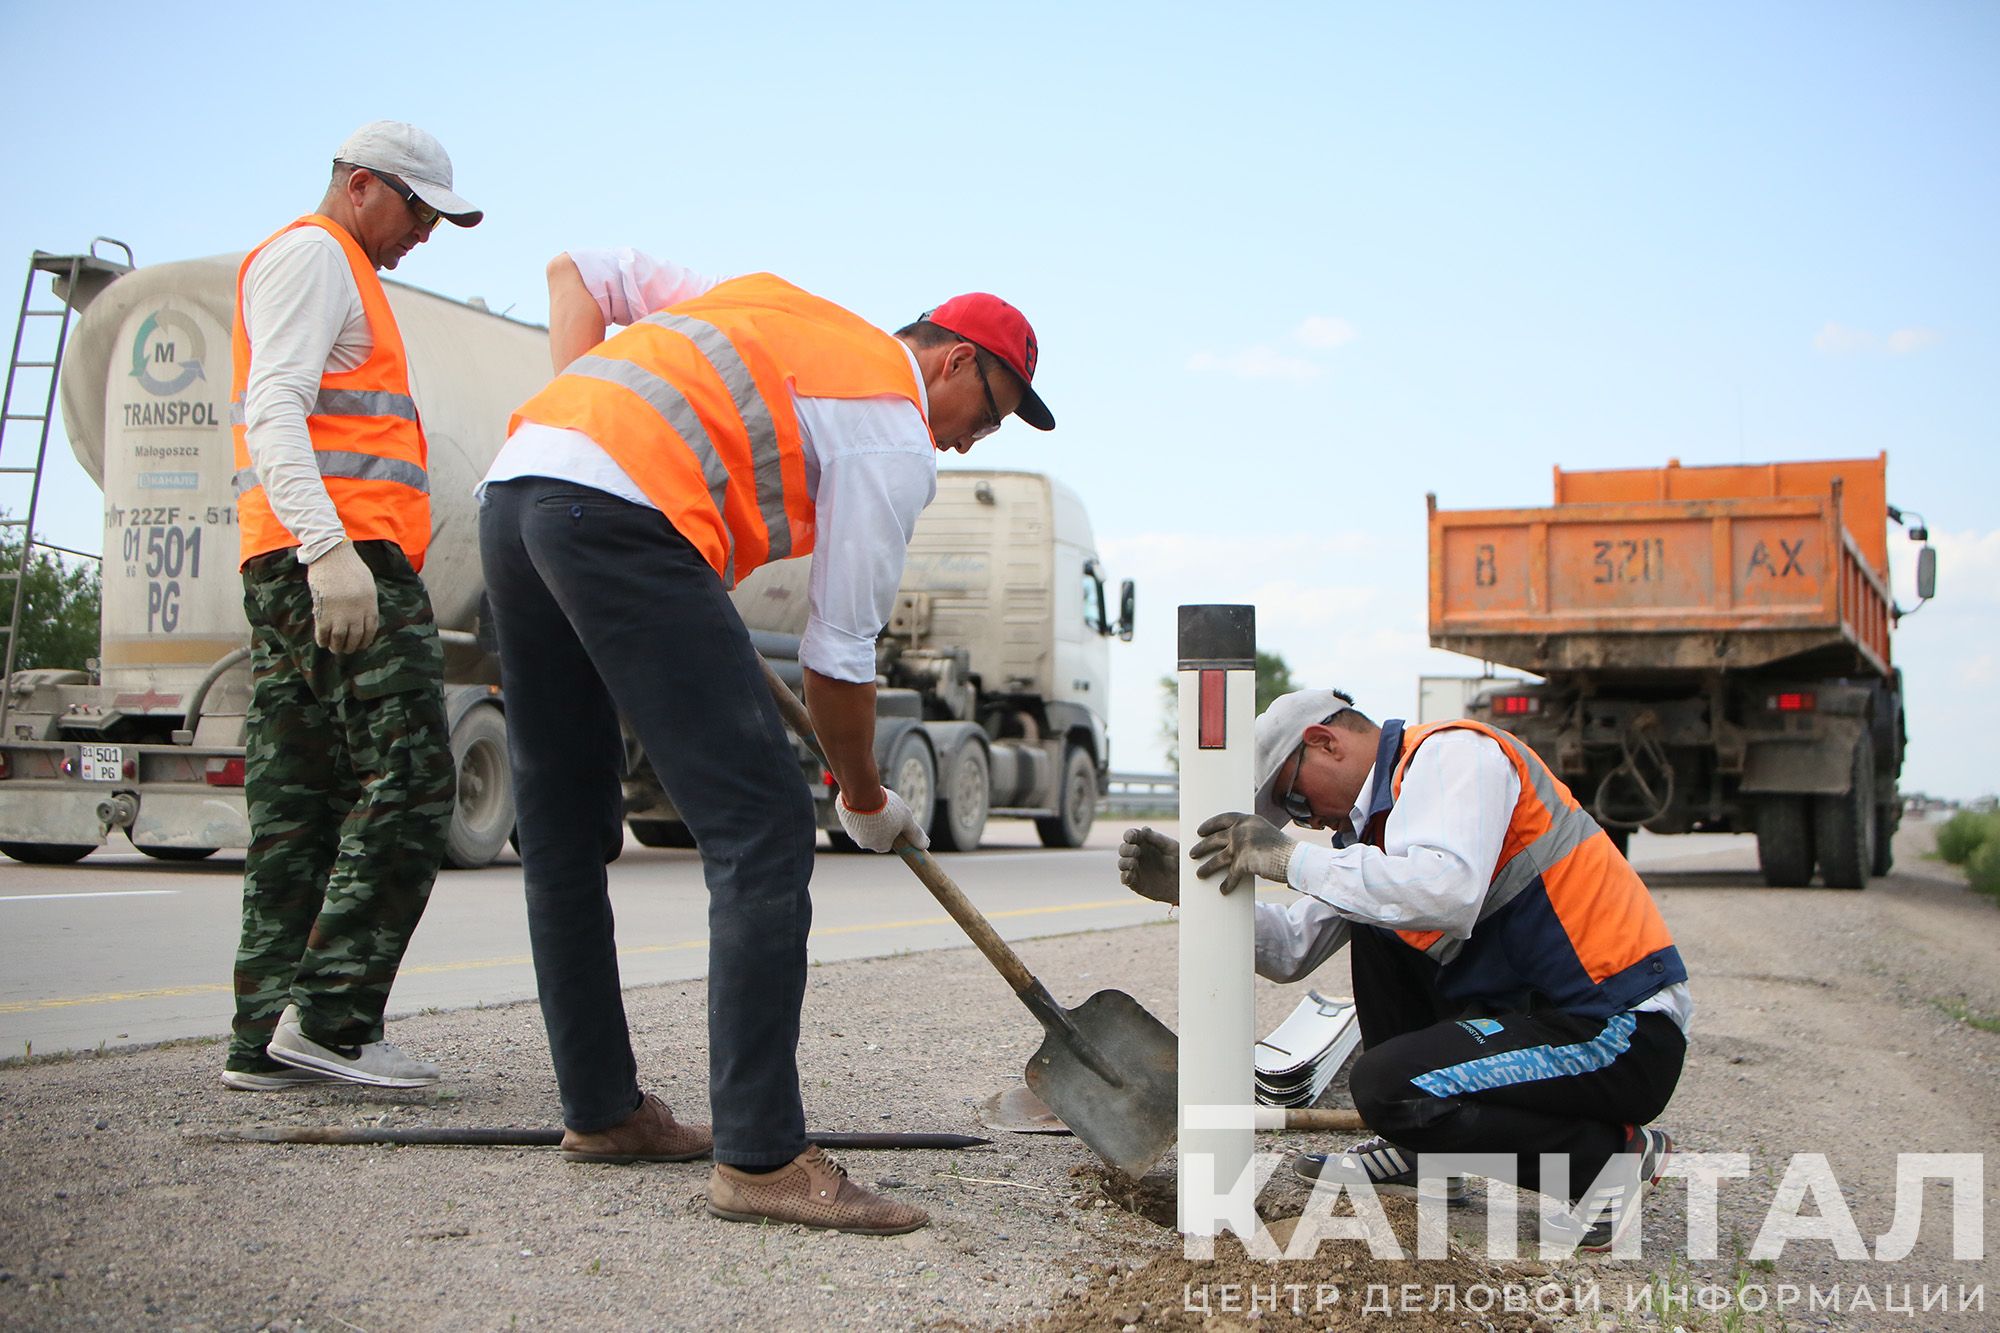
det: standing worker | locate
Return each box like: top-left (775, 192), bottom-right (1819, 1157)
top-left (478, 248), bottom-right (1054, 1234)
top-left (221, 122), bottom-right (482, 1092)
top-left (1120, 689), bottom-right (1690, 1250)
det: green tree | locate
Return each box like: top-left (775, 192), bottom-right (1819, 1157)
top-left (1, 523), bottom-right (101, 672)
top-left (1157, 649), bottom-right (1296, 771)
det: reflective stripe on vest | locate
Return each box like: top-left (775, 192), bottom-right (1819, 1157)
top-left (229, 214), bottom-right (430, 570)
top-left (508, 273), bottom-right (922, 587)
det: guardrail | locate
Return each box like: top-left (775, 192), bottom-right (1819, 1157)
top-left (1100, 771), bottom-right (1179, 816)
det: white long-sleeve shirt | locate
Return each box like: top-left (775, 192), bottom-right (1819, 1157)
top-left (481, 248), bottom-right (937, 684)
top-left (237, 225), bottom-right (381, 565)
top-left (1255, 728), bottom-right (1692, 1033)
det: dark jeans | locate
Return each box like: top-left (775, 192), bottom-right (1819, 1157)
top-left (478, 477), bottom-right (815, 1167)
top-left (1346, 925), bottom-right (1686, 1201)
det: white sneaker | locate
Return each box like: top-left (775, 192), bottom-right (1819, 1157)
top-left (220, 1063), bottom-right (340, 1092)
top-left (267, 1004), bottom-right (441, 1089)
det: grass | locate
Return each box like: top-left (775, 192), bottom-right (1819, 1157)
top-left (1932, 997), bottom-right (2000, 1035)
top-left (1931, 811), bottom-right (2000, 900)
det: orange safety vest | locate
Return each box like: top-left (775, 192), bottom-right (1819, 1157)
top-left (508, 273), bottom-right (925, 588)
top-left (1355, 718), bottom-right (1685, 1018)
top-left (230, 215), bottom-right (430, 570)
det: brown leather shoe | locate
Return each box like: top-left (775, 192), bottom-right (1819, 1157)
top-left (707, 1145), bottom-right (929, 1235)
top-left (560, 1092), bottom-right (712, 1164)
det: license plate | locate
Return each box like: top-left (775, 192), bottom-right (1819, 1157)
top-left (79, 744), bottom-right (125, 782)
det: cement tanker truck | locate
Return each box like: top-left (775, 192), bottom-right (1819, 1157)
top-left (0, 245), bottom-right (1132, 867)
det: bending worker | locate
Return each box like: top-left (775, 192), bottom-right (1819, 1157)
top-left (1120, 689), bottom-right (1690, 1250)
top-left (479, 248), bottom-right (1054, 1236)
top-left (223, 122), bottom-right (479, 1092)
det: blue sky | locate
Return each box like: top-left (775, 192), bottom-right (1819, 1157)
top-left (3, 2), bottom-right (1994, 796)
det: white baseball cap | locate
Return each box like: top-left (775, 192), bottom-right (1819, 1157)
top-left (1252, 688), bottom-right (1357, 826)
top-left (334, 121), bottom-right (482, 226)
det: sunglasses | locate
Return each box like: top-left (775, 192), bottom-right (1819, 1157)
top-left (366, 169), bottom-right (442, 230)
top-left (1277, 712), bottom-right (1345, 826)
top-left (970, 353), bottom-right (1004, 441)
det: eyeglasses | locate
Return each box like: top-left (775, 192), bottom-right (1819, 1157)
top-left (970, 354), bottom-right (1004, 441)
top-left (366, 170), bottom-right (441, 230)
top-left (1277, 712), bottom-right (1344, 826)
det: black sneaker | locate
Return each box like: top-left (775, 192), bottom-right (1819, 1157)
top-left (1579, 1126), bottom-right (1673, 1252)
top-left (1294, 1135), bottom-right (1468, 1204)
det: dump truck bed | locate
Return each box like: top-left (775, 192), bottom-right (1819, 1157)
top-left (1428, 485), bottom-right (1892, 677)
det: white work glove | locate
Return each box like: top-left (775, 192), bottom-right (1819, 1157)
top-left (304, 539), bottom-right (380, 653)
top-left (836, 789), bottom-right (931, 853)
top-left (1119, 827), bottom-right (1181, 905)
top-left (1190, 812), bottom-right (1297, 896)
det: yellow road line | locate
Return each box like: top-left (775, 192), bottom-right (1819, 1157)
top-left (0, 897), bottom-right (1148, 1015)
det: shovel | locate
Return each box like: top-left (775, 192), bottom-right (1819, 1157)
top-left (758, 657), bottom-right (1180, 1179)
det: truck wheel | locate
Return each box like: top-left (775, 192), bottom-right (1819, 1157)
top-left (0, 842), bottom-right (95, 865)
top-left (444, 705), bottom-right (516, 870)
top-left (1814, 740), bottom-right (1875, 890)
top-left (1605, 827), bottom-right (1632, 860)
top-left (137, 845), bottom-right (218, 862)
top-left (629, 820), bottom-right (698, 849)
top-left (1755, 797), bottom-right (1815, 888)
top-left (930, 744), bottom-right (990, 853)
top-left (1870, 803), bottom-right (1897, 877)
top-left (1035, 745), bottom-right (1098, 849)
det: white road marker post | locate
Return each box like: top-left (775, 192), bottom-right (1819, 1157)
top-left (1176, 604), bottom-right (1257, 1238)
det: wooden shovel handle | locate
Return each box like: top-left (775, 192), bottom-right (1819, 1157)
top-left (758, 657), bottom-right (1042, 999)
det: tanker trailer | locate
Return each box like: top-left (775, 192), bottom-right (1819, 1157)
top-left (0, 247), bottom-right (544, 867)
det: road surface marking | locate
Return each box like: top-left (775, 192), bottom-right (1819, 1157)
top-left (1, 891), bottom-right (180, 903)
top-left (0, 896), bottom-right (1155, 1014)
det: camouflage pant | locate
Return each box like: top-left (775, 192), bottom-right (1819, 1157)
top-left (227, 542), bottom-right (453, 1067)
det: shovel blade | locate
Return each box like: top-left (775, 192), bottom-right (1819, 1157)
top-left (1024, 989), bottom-right (1179, 1179)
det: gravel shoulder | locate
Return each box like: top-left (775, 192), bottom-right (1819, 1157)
top-left (2, 821), bottom-right (1995, 1332)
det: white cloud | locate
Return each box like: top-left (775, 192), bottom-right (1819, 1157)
top-left (1812, 321), bottom-right (1943, 356)
top-left (1812, 321), bottom-right (1874, 355)
top-left (1295, 315), bottom-right (1357, 350)
top-left (1184, 346), bottom-right (1323, 381)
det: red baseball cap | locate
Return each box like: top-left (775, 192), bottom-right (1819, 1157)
top-left (922, 293), bottom-right (1054, 431)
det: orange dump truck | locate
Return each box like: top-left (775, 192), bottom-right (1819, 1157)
top-left (1428, 453), bottom-right (1936, 889)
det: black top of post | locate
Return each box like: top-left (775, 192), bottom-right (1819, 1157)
top-left (1178, 605), bottom-right (1256, 671)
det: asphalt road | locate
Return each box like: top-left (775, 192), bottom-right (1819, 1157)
top-left (0, 818), bottom-right (1176, 1058)
top-left (1, 822), bottom-right (1764, 1061)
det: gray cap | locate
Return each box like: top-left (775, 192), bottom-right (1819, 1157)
top-left (334, 121), bottom-right (482, 226)
top-left (1252, 688), bottom-right (1356, 826)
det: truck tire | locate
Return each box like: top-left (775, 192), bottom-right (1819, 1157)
top-left (1605, 826), bottom-right (1632, 860)
top-left (1814, 740), bottom-right (1875, 890)
top-left (829, 732), bottom-right (936, 853)
top-left (629, 820), bottom-right (698, 849)
top-left (1, 842), bottom-right (95, 865)
top-left (930, 743), bottom-right (990, 853)
top-left (1755, 797), bottom-right (1815, 888)
top-left (137, 845), bottom-right (218, 862)
top-left (1871, 804), bottom-right (1896, 878)
top-left (444, 705), bottom-right (516, 870)
top-left (1035, 745), bottom-right (1098, 849)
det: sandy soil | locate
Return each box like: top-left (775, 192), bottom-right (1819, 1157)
top-left (1, 821), bottom-right (1994, 1332)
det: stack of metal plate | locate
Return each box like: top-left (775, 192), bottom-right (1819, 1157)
top-left (1255, 990), bottom-right (1362, 1108)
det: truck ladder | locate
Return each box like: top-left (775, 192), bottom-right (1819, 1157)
top-left (0, 240), bottom-right (132, 740)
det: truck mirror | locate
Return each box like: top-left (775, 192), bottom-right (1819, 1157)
top-left (1916, 545), bottom-right (1936, 602)
top-left (1117, 580), bottom-right (1136, 642)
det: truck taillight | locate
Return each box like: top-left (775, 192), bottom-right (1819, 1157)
top-left (1767, 692), bottom-right (1816, 713)
top-left (1492, 695), bottom-right (1540, 716)
top-left (205, 757), bottom-right (246, 787)
top-left (821, 769), bottom-right (836, 787)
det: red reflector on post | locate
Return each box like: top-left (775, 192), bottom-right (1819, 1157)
top-left (1768, 692), bottom-right (1816, 713)
top-left (205, 757), bottom-right (246, 787)
top-left (1198, 669), bottom-right (1227, 749)
top-left (1493, 695), bottom-right (1539, 716)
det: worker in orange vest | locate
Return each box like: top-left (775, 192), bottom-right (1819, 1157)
top-left (1121, 689), bottom-right (1690, 1252)
top-left (223, 122), bottom-right (481, 1094)
top-left (478, 249), bottom-right (1053, 1235)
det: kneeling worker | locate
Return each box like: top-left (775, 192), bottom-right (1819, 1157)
top-left (1120, 689), bottom-right (1690, 1249)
